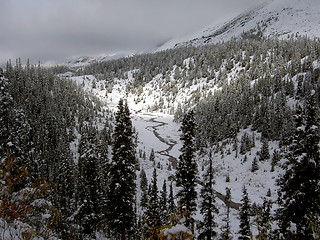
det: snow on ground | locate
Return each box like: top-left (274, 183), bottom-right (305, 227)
top-left (67, 73), bottom-right (284, 238)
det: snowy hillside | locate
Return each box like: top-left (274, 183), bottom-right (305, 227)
top-left (69, 73), bottom-right (283, 239)
top-left (65, 51), bottom-right (138, 68)
top-left (58, 35), bottom-right (320, 238)
top-left (63, 0), bottom-right (320, 68)
top-left (159, 0), bottom-right (320, 50)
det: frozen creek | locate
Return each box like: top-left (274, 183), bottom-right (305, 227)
top-left (133, 113), bottom-right (241, 209)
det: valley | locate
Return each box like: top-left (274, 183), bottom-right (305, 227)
top-left (1, 0), bottom-right (320, 239)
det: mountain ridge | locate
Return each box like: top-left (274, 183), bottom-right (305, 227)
top-left (158, 0), bottom-right (320, 50)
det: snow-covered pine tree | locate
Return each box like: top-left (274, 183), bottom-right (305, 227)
top-left (96, 125), bottom-right (110, 227)
top-left (175, 109), bottom-right (197, 231)
top-left (251, 157), bottom-right (259, 172)
top-left (198, 150), bottom-right (218, 239)
top-left (150, 148), bottom-right (155, 162)
top-left (238, 186), bottom-right (251, 240)
top-left (277, 90), bottom-right (320, 239)
top-left (168, 182), bottom-right (176, 219)
top-left (77, 126), bottom-right (100, 236)
top-left (160, 179), bottom-right (169, 224)
top-left (54, 152), bottom-right (76, 238)
top-left (259, 139), bottom-right (270, 161)
top-left (144, 168), bottom-right (162, 239)
top-left (253, 198), bottom-right (272, 240)
top-left (140, 168), bottom-right (148, 208)
top-left (0, 76), bottom-right (33, 175)
top-left (221, 187), bottom-right (232, 240)
top-left (106, 99), bottom-right (137, 240)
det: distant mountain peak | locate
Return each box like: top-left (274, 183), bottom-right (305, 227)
top-left (158, 0), bottom-right (320, 50)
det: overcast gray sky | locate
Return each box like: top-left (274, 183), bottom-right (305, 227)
top-left (0, 0), bottom-right (265, 64)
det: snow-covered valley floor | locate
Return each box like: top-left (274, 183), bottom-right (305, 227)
top-left (68, 74), bottom-right (284, 238)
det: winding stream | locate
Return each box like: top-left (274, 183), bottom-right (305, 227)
top-left (146, 118), bottom-right (178, 169)
top-left (145, 116), bottom-right (241, 210)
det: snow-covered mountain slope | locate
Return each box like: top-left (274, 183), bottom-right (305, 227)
top-left (63, 36), bottom-right (320, 238)
top-left (65, 51), bottom-right (137, 68)
top-left (158, 0), bottom-right (320, 50)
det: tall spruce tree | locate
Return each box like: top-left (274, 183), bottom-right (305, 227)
top-left (221, 187), bottom-right (232, 240)
top-left (239, 186), bottom-right (251, 240)
top-left (253, 198), bottom-right (272, 240)
top-left (176, 109), bottom-right (198, 231)
top-left (140, 168), bottom-right (148, 208)
top-left (198, 150), bottom-right (218, 239)
top-left (277, 91), bottom-right (320, 239)
top-left (106, 99), bottom-right (137, 240)
top-left (168, 182), bottom-right (176, 219)
top-left (144, 168), bottom-right (162, 239)
top-left (77, 126), bottom-right (100, 236)
top-left (160, 179), bottom-right (169, 224)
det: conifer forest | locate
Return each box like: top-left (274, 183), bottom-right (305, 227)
top-left (1, 24), bottom-right (320, 240)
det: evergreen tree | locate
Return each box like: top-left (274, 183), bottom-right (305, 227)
top-left (0, 76), bottom-right (33, 174)
top-left (239, 186), bottom-right (251, 240)
top-left (271, 150), bottom-right (281, 172)
top-left (160, 180), bottom-right (169, 224)
top-left (54, 153), bottom-right (76, 239)
top-left (251, 157), bottom-right (259, 172)
top-left (77, 126), bottom-right (100, 236)
top-left (221, 187), bottom-right (232, 240)
top-left (96, 126), bottom-right (110, 228)
top-left (277, 91), bottom-right (320, 239)
top-left (106, 99), bottom-right (137, 240)
top-left (198, 150), bottom-right (218, 239)
top-left (259, 139), bottom-right (270, 161)
top-left (149, 148), bottom-right (155, 162)
top-left (175, 109), bottom-right (198, 230)
top-left (239, 133), bottom-right (253, 155)
top-left (140, 168), bottom-right (148, 208)
top-left (168, 182), bottom-right (176, 219)
top-left (144, 168), bottom-right (162, 239)
top-left (254, 199), bottom-right (272, 240)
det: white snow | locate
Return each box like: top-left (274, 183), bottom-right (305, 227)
top-left (157, 0), bottom-right (320, 50)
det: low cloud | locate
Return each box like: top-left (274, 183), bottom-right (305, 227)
top-left (0, 0), bottom-right (265, 64)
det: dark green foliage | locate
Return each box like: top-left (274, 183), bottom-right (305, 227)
top-left (240, 133), bottom-right (253, 155)
top-left (77, 126), bottom-right (101, 236)
top-left (168, 182), bottom-right (176, 219)
top-left (176, 110), bottom-right (198, 230)
top-left (149, 148), bottom-right (155, 162)
top-left (221, 187), bottom-right (232, 240)
top-left (1, 61), bottom-right (111, 238)
top-left (277, 91), bottom-right (320, 239)
top-left (271, 150), bottom-right (281, 172)
top-left (253, 199), bottom-right (272, 239)
top-left (251, 157), bottom-right (259, 172)
top-left (140, 168), bottom-right (148, 208)
top-left (106, 99), bottom-right (137, 239)
top-left (0, 77), bottom-right (33, 175)
top-left (239, 186), bottom-right (251, 240)
top-left (160, 180), bottom-right (169, 224)
top-left (259, 139), bottom-right (270, 161)
top-left (198, 150), bottom-right (218, 239)
top-left (266, 188), bottom-right (271, 198)
top-left (143, 169), bottom-right (162, 239)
